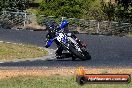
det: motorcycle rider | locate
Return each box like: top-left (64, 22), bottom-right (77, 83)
top-left (45, 20), bottom-right (86, 58)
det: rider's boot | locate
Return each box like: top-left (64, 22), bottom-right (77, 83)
top-left (55, 48), bottom-right (63, 59)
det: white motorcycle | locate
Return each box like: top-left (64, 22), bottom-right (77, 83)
top-left (46, 28), bottom-right (91, 61)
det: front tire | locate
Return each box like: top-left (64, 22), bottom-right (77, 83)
top-left (69, 45), bottom-right (87, 61)
top-left (82, 50), bottom-right (91, 60)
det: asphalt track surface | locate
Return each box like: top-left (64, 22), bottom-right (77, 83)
top-left (0, 28), bottom-right (132, 68)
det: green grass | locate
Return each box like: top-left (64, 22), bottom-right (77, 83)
top-left (0, 76), bottom-right (131, 88)
top-left (0, 42), bottom-right (48, 61)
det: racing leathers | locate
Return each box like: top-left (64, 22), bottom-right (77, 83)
top-left (45, 22), bottom-right (86, 57)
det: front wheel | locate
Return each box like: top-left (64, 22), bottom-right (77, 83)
top-left (69, 45), bottom-right (91, 61)
top-left (82, 50), bottom-right (91, 60)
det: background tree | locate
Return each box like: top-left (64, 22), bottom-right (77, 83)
top-left (115, 0), bottom-right (132, 23)
top-left (84, 0), bottom-right (105, 21)
top-left (0, 0), bottom-right (4, 11)
top-left (117, 0), bottom-right (131, 10)
top-left (0, 0), bottom-right (29, 12)
top-left (39, 0), bottom-right (83, 18)
top-left (101, 1), bottom-right (115, 21)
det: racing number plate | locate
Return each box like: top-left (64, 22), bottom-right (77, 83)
top-left (56, 33), bottom-right (67, 44)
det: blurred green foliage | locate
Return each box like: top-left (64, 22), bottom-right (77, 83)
top-left (0, 0), bottom-right (132, 23)
top-left (39, 0), bottom-right (83, 18)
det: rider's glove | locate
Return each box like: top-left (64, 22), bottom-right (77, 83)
top-left (45, 45), bottom-right (49, 48)
top-left (45, 39), bottom-right (53, 48)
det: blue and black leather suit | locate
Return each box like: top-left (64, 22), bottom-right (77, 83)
top-left (45, 20), bottom-right (83, 56)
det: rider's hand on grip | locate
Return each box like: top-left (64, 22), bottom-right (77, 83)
top-left (45, 45), bottom-right (49, 48)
